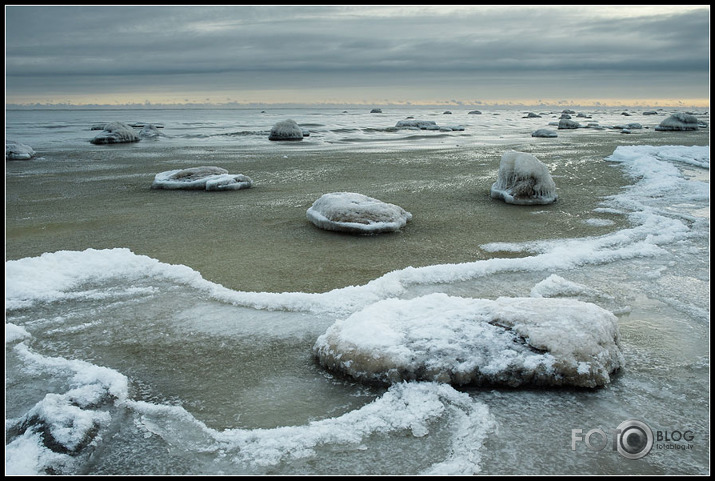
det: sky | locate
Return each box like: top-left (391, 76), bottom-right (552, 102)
top-left (4, 5), bottom-right (711, 108)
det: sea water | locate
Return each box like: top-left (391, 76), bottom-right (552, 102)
top-left (5, 107), bottom-right (710, 474)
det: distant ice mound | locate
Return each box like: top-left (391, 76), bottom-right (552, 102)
top-left (269, 119), bottom-right (304, 141)
top-left (396, 119), bottom-right (438, 130)
top-left (558, 118), bottom-right (581, 129)
top-left (307, 192), bottom-right (412, 234)
top-left (151, 166), bottom-right (253, 191)
top-left (314, 293), bottom-right (624, 388)
top-left (138, 124), bottom-right (165, 139)
top-left (655, 113), bottom-right (700, 131)
top-left (531, 129), bottom-right (558, 138)
top-left (90, 122), bottom-right (140, 144)
top-left (490, 150), bottom-right (557, 205)
top-left (6, 140), bottom-right (36, 160)
top-left (370, 108), bottom-right (383, 113)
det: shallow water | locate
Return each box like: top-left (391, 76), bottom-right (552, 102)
top-left (5, 107), bottom-right (710, 475)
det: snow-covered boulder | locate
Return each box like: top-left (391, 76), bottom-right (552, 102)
top-left (655, 113), bottom-right (700, 131)
top-left (313, 293), bottom-right (624, 388)
top-left (531, 129), bottom-right (558, 138)
top-left (306, 192), bottom-right (412, 234)
top-left (490, 150), bottom-right (557, 205)
top-left (90, 122), bottom-right (140, 144)
top-left (558, 118), bottom-right (581, 129)
top-left (6, 140), bottom-right (36, 160)
top-left (151, 166), bottom-right (253, 191)
top-left (268, 119), bottom-right (304, 141)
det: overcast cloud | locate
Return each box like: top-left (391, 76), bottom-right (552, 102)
top-left (4, 5), bottom-right (710, 107)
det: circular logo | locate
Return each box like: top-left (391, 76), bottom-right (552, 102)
top-left (616, 420), bottom-right (653, 459)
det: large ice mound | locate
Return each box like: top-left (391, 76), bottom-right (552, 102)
top-left (6, 140), bottom-right (36, 160)
top-left (314, 293), bottom-right (624, 388)
top-left (268, 119), bottom-right (304, 141)
top-left (151, 166), bottom-right (253, 191)
top-left (90, 122), bottom-right (140, 144)
top-left (306, 192), bottom-right (412, 234)
top-left (490, 150), bottom-right (557, 205)
top-left (654, 112), bottom-right (700, 131)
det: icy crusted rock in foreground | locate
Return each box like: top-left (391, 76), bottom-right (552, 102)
top-left (6, 140), bottom-right (36, 160)
top-left (151, 166), bottom-right (253, 191)
top-left (314, 293), bottom-right (624, 388)
top-left (490, 150), bottom-right (557, 205)
top-left (307, 192), bottom-right (412, 234)
top-left (90, 121), bottom-right (140, 144)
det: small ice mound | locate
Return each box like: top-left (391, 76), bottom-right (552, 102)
top-left (306, 192), bottom-right (412, 235)
top-left (313, 293), bottom-right (624, 388)
top-left (490, 150), bottom-right (557, 205)
top-left (655, 112), bottom-right (700, 131)
top-left (138, 124), bottom-right (165, 139)
top-left (6, 140), bottom-right (36, 160)
top-left (531, 128), bottom-right (557, 138)
top-left (90, 121), bottom-right (140, 144)
top-left (395, 119), bottom-right (438, 130)
top-left (151, 166), bottom-right (253, 191)
top-left (558, 118), bottom-right (581, 129)
top-left (268, 119), bottom-right (304, 141)
top-left (370, 108), bottom-right (383, 113)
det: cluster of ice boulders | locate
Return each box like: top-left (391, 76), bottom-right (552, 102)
top-left (313, 293), bottom-right (624, 388)
top-left (90, 121), bottom-right (140, 144)
top-left (655, 112), bottom-right (701, 131)
top-left (268, 119), bottom-right (305, 141)
top-left (307, 192), bottom-right (412, 234)
top-left (490, 150), bottom-right (558, 205)
top-left (151, 166), bottom-right (253, 191)
top-left (395, 119), bottom-right (464, 132)
top-left (6, 140), bottom-right (36, 160)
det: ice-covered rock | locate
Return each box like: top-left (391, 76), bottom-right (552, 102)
top-left (531, 129), bottom-right (558, 138)
top-left (468, 110), bottom-right (482, 114)
top-left (370, 108), bottom-right (382, 113)
top-left (90, 122), bottom-right (140, 144)
top-left (655, 113), bottom-right (700, 131)
top-left (443, 110), bottom-right (452, 114)
top-left (524, 112), bottom-right (541, 118)
top-left (151, 166), bottom-right (253, 191)
top-left (306, 192), bottom-right (412, 234)
top-left (138, 124), bottom-right (165, 139)
top-left (490, 150), bottom-right (557, 205)
top-left (395, 119), bottom-right (438, 130)
top-left (313, 293), bottom-right (624, 388)
top-left (6, 140), bottom-right (36, 160)
top-left (558, 118), bottom-right (581, 129)
top-left (268, 119), bottom-right (304, 141)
